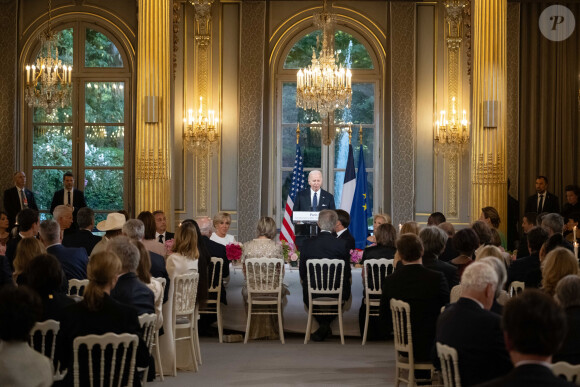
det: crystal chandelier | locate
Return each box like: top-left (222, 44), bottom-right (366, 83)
top-left (434, 97), bottom-right (470, 155)
top-left (296, 0), bottom-right (352, 117)
top-left (183, 97), bottom-right (220, 156)
top-left (24, 0), bottom-right (72, 113)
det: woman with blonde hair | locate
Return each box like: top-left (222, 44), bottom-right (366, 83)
top-left (367, 213), bottom-right (391, 245)
top-left (476, 244), bottom-right (511, 270)
top-left (12, 237), bottom-right (45, 286)
top-left (541, 247), bottom-right (579, 296)
top-left (400, 221), bottom-right (420, 236)
top-left (210, 212), bottom-right (236, 246)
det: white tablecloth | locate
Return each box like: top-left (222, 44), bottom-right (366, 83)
top-left (222, 264), bottom-right (363, 337)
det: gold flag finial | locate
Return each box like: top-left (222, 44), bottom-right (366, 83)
top-left (348, 123), bottom-right (352, 144)
top-left (296, 123), bottom-right (300, 145)
top-left (359, 124), bottom-right (363, 144)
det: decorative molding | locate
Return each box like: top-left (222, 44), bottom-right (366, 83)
top-left (197, 157), bottom-right (208, 212)
top-left (506, 3), bottom-right (520, 197)
top-left (137, 150), bottom-right (169, 180)
top-left (173, 0), bottom-right (181, 79)
top-left (464, 0), bottom-right (472, 83)
top-left (0, 0), bottom-right (16, 191)
top-left (474, 153), bottom-right (504, 184)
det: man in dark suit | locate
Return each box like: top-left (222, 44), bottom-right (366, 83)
top-left (299, 210), bottom-right (351, 341)
top-left (3, 171), bottom-right (38, 229)
top-left (516, 212), bottom-right (537, 259)
top-left (293, 170), bottom-right (336, 212)
top-left (335, 209), bottom-right (355, 252)
top-left (109, 236), bottom-right (155, 316)
top-left (478, 290), bottom-right (573, 387)
top-left (435, 262), bottom-right (512, 386)
top-left (62, 207), bottom-right (102, 256)
top-left (39, 220), bottom-right (88, 282)
top-left (419, 226), bottom-right (459, 291)
top-left (153, 210), bottom-right (174, 243)
top-left (524, 175), bottom-right (560, 214)
top-left (379, 233), bottom-right (449, 361)
top-left (508, 226), bottom-right (548, 286)
top-left (49, 172), bottom-right (87, 229)
top-left (5, 208), bottom-right (39, 269)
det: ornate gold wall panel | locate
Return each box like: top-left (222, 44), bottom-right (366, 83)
top-left (471, 0), bottom-right (507, 233)
top-left (390, 2), bottom-right (416, 224)
top-left (238, 0), bottom-right (265, 243)
top-left (135, 0), bottom-right (172, 219)
top-left (506, 3), bottom-right (520, 198)
top-left (0, 0), bottom-right (17, 191)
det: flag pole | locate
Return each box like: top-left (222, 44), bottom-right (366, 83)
top-left (348, 123), bottom-right (352, 145)
top-left (296, 123), bottom-right (300, 144)
top-left (359, 124), bottom-right (363, 144)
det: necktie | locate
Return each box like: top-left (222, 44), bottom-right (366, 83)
top-left (312, 192), bottom-right (318, 210)
top-left (538, 194), bottom-right (544, 213)
top-left (20, 189), bottom-right (28, 209)
top-left (158, 234), bottom-right (164, 243)
top-left (67, 191), bottom-right (71, 205)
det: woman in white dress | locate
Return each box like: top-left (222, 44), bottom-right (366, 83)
top-left (159, 221), bottom-right (208, 374)
top-left (242, 217), bottom-right (285, 340)
top-left (210, 212), bottom-right (236, 245)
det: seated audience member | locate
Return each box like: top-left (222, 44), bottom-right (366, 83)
top-left (90, 212), bottom-right (126, 257)
top-left (427, 212), bottom-right (446, 226)
top-left (400, 221), bottom-right (419, 235)
top-left (108, 236), bottom-right (155, 316)
top-left (438, 222), bottom-right (458, 262)
top-left (52, 205), bottom-right (74, 238)
top-left (378, 233), bottom-right (449, 361)
top-left (435, 262), bottom-right (512, 386)
top-left (476, 244), bottom-right (510, 271)
top-left (0, 211), bottom-right (11, 256)
top-left (0, 286), bottom-right (53, 387)
top-left (554, 275), bottom-right (580, 365)
top-left (299, 210), bottom-right (351, 342)
top-left (210, 212), bottom-right (236, 246)
top-left (123, 219), bottom-right (169, 303)
top-left (367, 213), bottom-right (391, 245)
top-left (335, 209), bottom-right (355, 252)
top-left (241, 216), bottom-right (284, 340)
top-left (479, 256), bottom-right (508, 315)
top-left (361, 223), bottom-right (397, 262)
top-left (526, 233), bottom-right (572, 289)
top-left (516, 212), bottom-right (537, 259)
top-left (478, 290), bottom-right (572, 387)
top-left (62, 207), bottom-right (102, 256)
top-left (564, 212), bottom-right (580, 244)
top-left (5, 208), bottom-right (39, 268)
top-left (39, 220), bottom-right (88, 282)
top-left (25, 254), bottom-right (75, 321)
top-left (562, 184), bottom-right (580, 219)
top-left (153, 210), bottom-right (174, 244)
top-left (137, 211), bottom-right (167, 257)
top-left (450, 228), bottom-right (479, 280)
top-left (196, 216), bottom-right (229, 300)
top-left (56, 252), bottom-right (149, 386)
top-left (471, 220), bottom-right (492, 255)
top-left (479, 206), bottom-right (506, 249)
top-left (541, 247), bottom-right (578, 297)
top-left (542, 213), bottom-right (573, 251)
top-left (508, 226), bottom-right (548, 286)
top-left (134, 241), bottom-right (164, 330)
top-left (419, 226), bottom-right (459, 291)
top-left (12, 237), bottom-right (45, 286)
top-left (536, 211), bottom-right (549, 226)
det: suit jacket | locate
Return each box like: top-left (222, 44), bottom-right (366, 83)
top-left (149, 251), bottom-right (170, 304)
top-left (299, 232), bottom-right (351, 305)
top-left (0, 255), bottom-right (12, 288)
top-left (379, 264), bottom-right (449, 361)
top-left (439, 237), bottom-right (458, 262)
top-left (562, 202), bottom-right (580, 219)
top-left (202, 235), bottom-right (229, 304)
top-left (4, 234), bottom-right (22, 269)
top-left (50, 188), bottom-right (87, 220)
top-left (435, 298), bottom-right (512, 386)
top-left (423, 252), bottom-right (460, 291)
top-left (165, 231), bottom-right (175, 240)
top-left (516, 233), bottom-right (529, 259)
top-left (40, 292), bottom-right (76, 321)
top-left (361, 245), bottom-right (396, 262)
top-left (47, 244), bottom-right (89, 282)
top-left (525, 192), bottom-right (560, 214)
top-left (337, 229), bottom-right (356, 253)
top-left (110, 272), bottom-right (155, 316)
top-left (476, 363), bottom-right (575, 387)
top-left (553, 305), bottom-right (580, 365)
top-left (507, 252), bottom-right (540, 285)
top-left (3, 186), bottom-right (38, 228)
top-left (62, 229), bottom-right (102, 256)
top-left (293, 188), bottom-right (336, 212)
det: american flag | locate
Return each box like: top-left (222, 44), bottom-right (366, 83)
top-left (280, 144), bottom-right (305, 243)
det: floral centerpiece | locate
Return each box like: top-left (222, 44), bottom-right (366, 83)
top-left (280, 240), bottom-right (300, 267)
top-left (226, 241), bottom-right (243, 264)
top-left (164, 238), bottom-right (175, 256)
top-left (350, 249), bottom-right (364, 266)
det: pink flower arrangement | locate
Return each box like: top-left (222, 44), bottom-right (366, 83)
top-left (350, 249), bottom-right (364, 265)
top-left (279, 240), bottom-right (300, 263)
top-left (226, 242), bottom-right (243, 261)
top-left (164, 238), bottom-right (175, 255)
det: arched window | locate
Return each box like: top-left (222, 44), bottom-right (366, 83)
top-left (276, 29), bottom-right (380, 226)
top-left (25, 21), bottom-right (132, 222)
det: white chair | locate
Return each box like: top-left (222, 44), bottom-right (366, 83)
top-left (138, 313), bottom-right (157, 386)
top-left (73, 332), bottom-right (138, 387)
top-left (497, 290), bottom-right (510, 306)
top-left (244, 258), bottom-right (285, 344)
top-left (29, 319), bottom-right (67, 381)
top-left (437, 342), bottom-right (461, 387)
top-left (390, 299), bottom-right (437, 386)
top-left (450, 284), bottom-right (462, 303)
top-left (509, 281), bottom-right (525, 297)
top-left (68, 279), bottom-right (89, 297)
top-left (362, 258), bottom-right (394, 345)
top-left (304, 259), bottom-right (345, 345)
top-left (172, 271), bottom-right (200, 375)
top-left (552, 362), bottom-right (580, 384)
top-left (198, 257), bottom-right (224, 343)
top-left (151, 277), bottom-right (166, 381)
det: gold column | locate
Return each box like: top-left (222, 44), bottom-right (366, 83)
top-left (135, 0), bottom-right (172, 220)
top-left (471, 0), bottom-right (507, 234)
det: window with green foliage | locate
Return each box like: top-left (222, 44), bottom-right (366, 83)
top-left (28, 23), bottom-right (130, 223)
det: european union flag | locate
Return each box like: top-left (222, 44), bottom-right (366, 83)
top-left (348, 145), bottom-right (371, 249)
